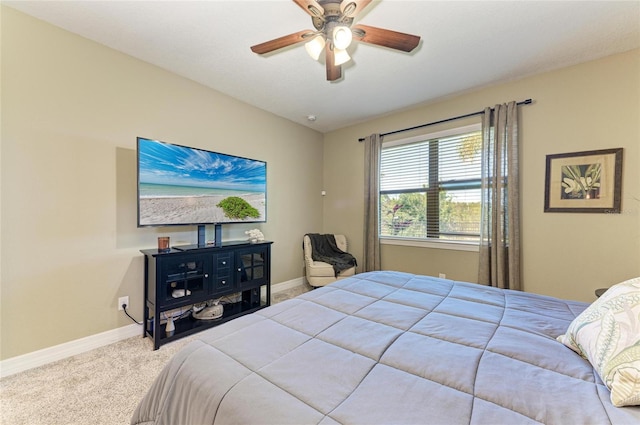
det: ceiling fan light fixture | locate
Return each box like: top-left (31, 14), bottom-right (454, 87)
top-left (334, 48), bottom-right (351, 66)
top-left (332, 26), bottom-right (353, 50)
top-left (305, 35), bottom-right (326, 61)
top-left (250, 1), bottom-right (421, 81)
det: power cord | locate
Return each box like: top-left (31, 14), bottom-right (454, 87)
top-left (122, 303), bottom-right (143, 325)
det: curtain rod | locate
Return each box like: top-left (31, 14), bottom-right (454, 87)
top-left (358, 98), bottom-right (533, 142)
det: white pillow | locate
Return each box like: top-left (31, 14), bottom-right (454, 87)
top-left (557, 277), bottom-right (640, 407)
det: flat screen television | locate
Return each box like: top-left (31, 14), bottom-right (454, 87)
top-left (137, 137), bottom-right (266, 246)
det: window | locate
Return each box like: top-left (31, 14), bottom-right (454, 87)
top-left (380, 124), bottom-right (482, 245)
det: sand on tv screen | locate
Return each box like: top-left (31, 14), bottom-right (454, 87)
top-left (137, 137), bottom-right (267, 227)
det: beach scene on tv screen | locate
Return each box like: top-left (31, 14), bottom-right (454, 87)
top-left (138, 139), bottom-right (266, 226)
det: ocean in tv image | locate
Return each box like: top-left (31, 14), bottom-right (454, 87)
top-left (137, 138), bottom-right (266, 226)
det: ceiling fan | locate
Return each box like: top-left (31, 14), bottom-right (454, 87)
top-left (250, 0), bottom-right (421, 81)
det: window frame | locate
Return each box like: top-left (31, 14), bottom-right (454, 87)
top-left (379, 123), bottom-right (482, 251)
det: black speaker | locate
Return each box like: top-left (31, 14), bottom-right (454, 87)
top-left (214, 224), bottom-right (222, 246)
top-left (242, 288), bottom-right (260, 307)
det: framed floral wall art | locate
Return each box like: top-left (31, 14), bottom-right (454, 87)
top-left (544, 148), bottom-right (623, 213)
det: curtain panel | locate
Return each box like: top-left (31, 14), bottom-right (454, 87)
top-left (478, 102), bottom-right (521, 290)
top-left (363, 133), bottom-right (382, 272)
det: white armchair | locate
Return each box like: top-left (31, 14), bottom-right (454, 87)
top-left (303, 234), bottom-right (356, 287)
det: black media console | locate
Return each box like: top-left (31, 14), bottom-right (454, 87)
top-left (141, 240), bottom-right (272, 350)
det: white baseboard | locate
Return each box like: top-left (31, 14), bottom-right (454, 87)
top-left (0, 277), bottom-right (306, 379)
top-left (271, 276), bottom-right (305, 293)
top-left (0, 323), bottom-right (142, 379)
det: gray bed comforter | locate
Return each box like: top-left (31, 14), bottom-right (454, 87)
top-left (131, 271), bottom-right (640, 424)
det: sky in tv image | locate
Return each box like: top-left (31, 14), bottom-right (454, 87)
top-left (138, 138), bottom-right (266, 195)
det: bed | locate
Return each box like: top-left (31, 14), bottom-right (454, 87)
top-left (131, 271), bottom-right (640, 424)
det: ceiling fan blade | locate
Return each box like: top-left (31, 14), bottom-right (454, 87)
top-left (250, 30), bottom-right (313, 54)
top-left (352, 24), bottom-right (420, 52)
top-left (325, 44), bottom-right (342, 81)
top-left (293, 0), bottom-right (324, 18)
top-left (341, 0), bottom-right (372, 18)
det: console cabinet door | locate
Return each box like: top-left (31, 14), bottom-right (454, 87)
top-left (158, 254), bottom-right (208, 307)
top-left (235, 245), bottom-right (270, 289)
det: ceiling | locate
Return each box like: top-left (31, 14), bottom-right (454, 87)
top-left (5, 0), bottom-right (640, 133)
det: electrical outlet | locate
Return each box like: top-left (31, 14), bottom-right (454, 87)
top-left (118, 296), bottom-right (129, 311)
top-left (438, 273), bottom-right (446, 279)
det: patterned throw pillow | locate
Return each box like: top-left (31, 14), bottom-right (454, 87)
top-left (557, 277), bottom-right (640, 407)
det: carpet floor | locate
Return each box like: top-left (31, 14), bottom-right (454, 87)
top-left (0, 284), bottom-right (311, 425)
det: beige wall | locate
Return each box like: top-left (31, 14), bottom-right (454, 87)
top-left (323, 49), bottom-right (640, 303)
top-left (2, 6), bottom-right (638, 361)
top-left (0, 7), bottom-right (324, 360)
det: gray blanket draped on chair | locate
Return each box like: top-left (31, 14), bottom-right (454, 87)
top-left (305, 233), bottom-right (357, 276)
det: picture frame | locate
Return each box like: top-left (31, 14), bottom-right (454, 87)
top-left (544, 148), bottom-right (623, 213)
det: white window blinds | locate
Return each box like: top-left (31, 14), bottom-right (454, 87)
top-left (380, 125), bottom-right (482, 242)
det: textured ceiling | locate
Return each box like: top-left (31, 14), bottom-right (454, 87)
top-left (5, 0), bottom-right (640, 133)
